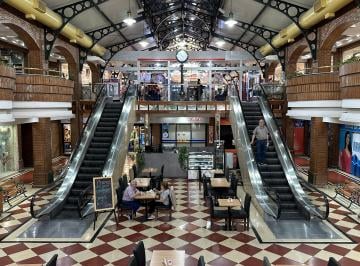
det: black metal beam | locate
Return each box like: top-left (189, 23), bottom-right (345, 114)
top-left (45, 0), bottom-right (109, 60)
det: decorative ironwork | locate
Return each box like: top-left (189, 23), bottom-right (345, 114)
top-left (79, 48), bottom-right (88, 72)
top-left (45, 0), bottom-right (109, 60)
top-left (86, 15), bottom-right (145, 46)
top-left (254, 0), bottom-right (317, 59)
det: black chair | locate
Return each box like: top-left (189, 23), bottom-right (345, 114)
top-left (197, 255), bottom-right (205, 266)
top-left (209, 196), bottom-right (228, 228)
top-left (116, 187), bottom-right (133, 217)
top-left (128, 256), bottom-right (138, 266)
top-left (122, 174), bottom-right (128, 191)
top-left (224, 166), bottom-right (229, 180)
top-left (263, 256), bottom-right (271, 266)
top-left (328, 257), bottom-right (341, 266)
top-left (132, 165), bottom-right (138, 179)
top-left (231, 193), bottom-right (251, 230)
top-left (228, 177), bottom-right (238, 198)
top-left (133, 241), bottom-right (146, 266)
top-left (45, 254), bottom-right (58, 266)
top-left (155, 194), bottom-right (173, 220)
top-left (203, 178), bottom-right (212, 201)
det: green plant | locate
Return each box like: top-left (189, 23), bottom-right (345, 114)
top-left (341, 55), bottom-right (360, 66)
top-left (136, 152), bottom-right (145, 172)
top-left (178, 146), bottom-right (188, 170)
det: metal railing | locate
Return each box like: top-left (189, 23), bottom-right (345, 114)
top-left (257, 84), bottom-right (329, 220)
top-left (14, 67), bottom-right (66, 78)
top-left (136, 100), bottom-right (230, 112)
top-left (286, 65), bottom-right (339, 79)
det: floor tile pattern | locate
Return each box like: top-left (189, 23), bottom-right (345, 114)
top-left (0, 179), bottom-right (359, 265)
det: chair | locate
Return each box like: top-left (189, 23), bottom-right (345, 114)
top-left (231, 193), bottom-right (251, 230)
top-left (116, 187), bottom-right (133, 217)
top-left (203, 178), bottom-right (212, 201)
top-left (45, 254), bottom-right (58, 266)
top-left (209, 196), bottom-right (229, 228)
top-left (228, 177), bottom-right (238, 198)
top-left (197, 255), bottom-right (205, 266)
top-left (132, 165), bottom-right (138, 179)
top-left (328, 257), bottom-right (341, 266)
top-left (133, 241), bottom-right (146, 266)
top-left (128, 256), bottom-right (138, 266)
top-left (155, 194), bottom-right (173, 220)
top-left (122, 175), bottom-right (128, 191)
top-left (263, 256), bottom-right (271, 266)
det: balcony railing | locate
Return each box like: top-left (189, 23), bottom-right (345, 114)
top-left (14, 67), bottom-right (65, 78)
top-left (136, 100), bottom-right (230, 112)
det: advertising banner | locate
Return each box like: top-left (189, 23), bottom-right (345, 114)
top-left (339, 125), bottom-right (360, 177)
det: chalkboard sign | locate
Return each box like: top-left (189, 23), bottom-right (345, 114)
top-left (93, 177), bottom-right (115, 212)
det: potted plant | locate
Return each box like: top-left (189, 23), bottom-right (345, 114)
top-left (178, 146), bottom-right (188, 170)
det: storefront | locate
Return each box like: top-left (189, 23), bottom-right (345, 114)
top-left (339, 124), bottom-right (360, 178)
top-left (0, 125), bottom-right (19, 179)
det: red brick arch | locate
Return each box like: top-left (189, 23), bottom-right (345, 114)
top-left (86, 61), bottom-right (101, 84)
top-left (286, 44), bottom-right (308, 74)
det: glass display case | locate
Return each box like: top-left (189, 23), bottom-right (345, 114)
top-left (188, 151), bottom-right (214, 170)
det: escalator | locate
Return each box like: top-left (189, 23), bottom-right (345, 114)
top-left (241, 102), bottom-right (305, 219)
top-left (63, 102), bottom-right (123, 212)
top-left (230, 87), bottom-right (329, 221)
top-left (30, 84), bottom-right (136, 219)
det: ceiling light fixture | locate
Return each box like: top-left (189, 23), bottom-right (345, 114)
top-left (225, 0), bottom-right (237, 27)
top-left (139, 40), bottom-right (148, 47)
top-left (216, 40), bottom-right (225, 46)
top-left (123, 0), bottom-right (136, 26)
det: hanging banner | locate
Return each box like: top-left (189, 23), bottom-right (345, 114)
top-left (339, 125), bottom-right (360, 177)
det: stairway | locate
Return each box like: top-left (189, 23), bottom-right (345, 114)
top-left (62, 101), bottom-right (123, 212)
top-left (241, 102), bottom-right (304, 220)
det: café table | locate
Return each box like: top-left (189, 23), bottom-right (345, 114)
top-left (141, 167), bottom-right (159, 177)
top-left (134, 191), bottom-right (157, 220)
top-left (210, 178), bottom-right (230, 188)
top-left (217, 198), bottom-right (241, 230)
top-left (134, 178), bottom-right (150, 189)
top-left (150, 250), bottom-right (185, 266)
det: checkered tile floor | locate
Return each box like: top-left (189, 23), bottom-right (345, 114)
top-left (1, 179), bottom-right (360, 266)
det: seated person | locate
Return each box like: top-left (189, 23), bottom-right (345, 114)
top-left (148, 181), bottom-right (171, 220)
top-left (122, 180), bottom-right (141, 219)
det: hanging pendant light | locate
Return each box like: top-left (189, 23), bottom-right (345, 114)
top-left (225, 0), bottom-right (237, 27)
top-left (123, 0), bottom-right (136, 26)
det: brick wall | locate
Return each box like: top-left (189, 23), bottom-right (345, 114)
top-left (51, 121), bottom-right (62, 158)
top-left (32, 118), bottom-right (52, 187)
top-left (0, 64), bottom-right (15, 100)
top-left (309, 118), bottom-right (328, 186)
top-left (15, 75), bottom-right (74, 102)
top-left (339, 62), bottom-right (360, 99)
top-left (286, 73), bottom-right (340, 101)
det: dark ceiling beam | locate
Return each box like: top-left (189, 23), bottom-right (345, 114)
top-left (44, 0), bottom-right (110, 60)
top-left (86, 15), bottom-right (145, 46)
top-left (92, 4), bottom-right (137, 51)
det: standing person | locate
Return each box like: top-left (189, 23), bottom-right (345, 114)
top-left (250, 119), bottom-right (269, 165)
top-left (339, 131), bottom-right (352, 173)
top-left (197, 79), bottom-right (203, 101)
top-left (122, 180), bottom-right (141, 219)
top-left (148, 181), bottom-right (171, 220)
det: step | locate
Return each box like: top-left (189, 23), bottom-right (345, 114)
top-left (265, 158), bottom-right (280, 165)
top-left (280, 202), bottom-right (298, 209)
top-left (278, 193), bottom-right (294, 201)
top-left (265, 152), bottom-right (277, 158)
top-left (97, 122), bottom-right (118, 127)
top-left (260, 171), bottom-right (285, 178)
top-left (62, 204), bottom-right (78, 211)
top-left (78, 166), bottom-right (102, 174)
top-left (99, 117), bottom-right (119, 123)
top-left (92, 137), bottom-right (113, 143)
top-left (90, 142), bottom-right (111, 148)
top-left (84, 154), bottom-right (108, 161)
top-left (73, 181), bottom-right (92, 189)
top-left (87, 148), bottom-right (108, 154)
top-left (272, 186), bottom-right (292, 193)
top-left (94, 131), bottom-right (114, 137)
top-left (280, 210), bottom-right (305, 220)
top-left (66, 196), bottom-right (79, 205)
top-left (258, 164), bottom-right (282, 171)
top-left (263, 178), bottom-right (288, 185)
top-left (95, 126), bottom-right (116, 132)
top-left (82, 160), bottom-right (104, 167)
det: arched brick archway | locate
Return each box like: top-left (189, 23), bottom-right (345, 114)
top-left (286, 44), bottom-right (308, 74)
top-left (0, 8), bottom-right (43, 69)
top-left (266, 61), bottom-right (280, 81)
top-left (318, 8), bottom-right (360, 67)
top-left (86, 61), bottom-right (101, 84)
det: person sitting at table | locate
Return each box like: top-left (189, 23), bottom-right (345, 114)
top-left (147, 181), bottom-right (171, 220)
top-left (122, 180), bottom-right (141, 219)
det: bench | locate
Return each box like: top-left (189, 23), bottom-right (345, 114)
top-left (334, 179), bottom-right (360, 208)
top-left (0, 178), bottom-right (27, 206)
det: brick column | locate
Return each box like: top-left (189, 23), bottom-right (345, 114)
top-left (309, 117), bottom-right (328, 186)
top-left (317, 48), bottom-right (332, 72)
top-left (328, 123), bottom-right (340, 168)
top-left (32, 118), bottom-right (52, 187)
top-left (285, 117), bottom-right (294, 152)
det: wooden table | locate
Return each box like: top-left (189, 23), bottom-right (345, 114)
top-left (134, 178), bottom-right (150, 188)
top-left (134, 191), bottom-right (157, 220)
top-left (150, 250), bottom-right (185, 266)
top-left (141, 167), bottom-right (159, 177)
top-left (218, 198), bottom-right (241, 230)
top-left (210, 178), bottom-right (230, 188)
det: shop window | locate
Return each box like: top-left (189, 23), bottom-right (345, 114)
top-left (0, 126), bottom-right (18, 178)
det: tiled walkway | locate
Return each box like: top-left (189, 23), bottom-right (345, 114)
top-left (0, 179), bottom-right (360, 265)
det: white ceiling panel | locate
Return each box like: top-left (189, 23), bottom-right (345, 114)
top-left (70, 9), bottom-right (109, 32)
top-left (98, 32), bottom-right (124, 47)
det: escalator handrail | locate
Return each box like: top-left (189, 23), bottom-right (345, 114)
top-left (102, 85), bottom-right (137, 178)
top-left (256, 84), bottom-right (328, 220)
top-left (30, 85), bottom-right (110, 219)
top-left (230, 89), bottom-right (280, 220)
